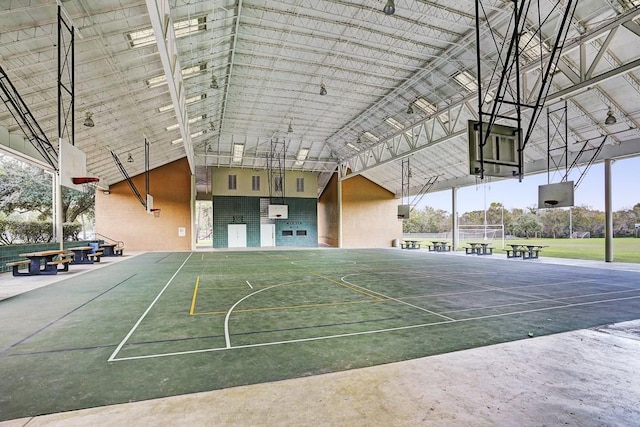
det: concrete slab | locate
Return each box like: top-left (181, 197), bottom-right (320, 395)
top-left (4, 320), bottom-right (639, 426)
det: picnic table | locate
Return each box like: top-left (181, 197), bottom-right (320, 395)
top-left (506, 243), bottom-right (547, 259)
top-left (465, 242), bottom-right (493, 255)
top-left (401, 240), bottom-right (421, 249)
top-left (7, 250), bottom-right (72, 276)
top-left (100, 243), bottom-right (123, 257)
top-left (67, 246), bottom-right (97, 264)
top-left (428, 241), bottom-right (451, 252)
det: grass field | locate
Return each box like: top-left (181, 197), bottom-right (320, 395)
top-left (416, 237), bottom-right (640, 263)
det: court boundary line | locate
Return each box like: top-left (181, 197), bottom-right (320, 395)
top-left (108, 289), bottom-right (640, 362)
top-left (107, 252), bottom-right (194, 362)
top-left (340, 274), bottom-right (455, 321)
top-left (223, 281), bottom-right (295, 348)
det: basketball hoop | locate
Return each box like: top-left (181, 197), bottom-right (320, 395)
top-left (150, 208), bottom-right (161, 218)
top-left (72, 177), bottom-right (99, 194)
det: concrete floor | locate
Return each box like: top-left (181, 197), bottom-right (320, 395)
top-left (2, 253), bottom-right (639, 426)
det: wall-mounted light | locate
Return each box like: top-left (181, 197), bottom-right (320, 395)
top-left (210, 75), bottom-right (219, 89)
top-left (288, 120), bottom-right (293, 133)
top-left (127, 153), bottom-right (134, 163)
top-left (320, 82), bottom-right (327, 96)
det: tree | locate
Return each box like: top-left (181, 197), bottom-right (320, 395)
top-left (512, 213), bottom-right (543, 238)
top-left (0, 155), bottom-right (94, 222)
top-left (539, 208), bottom-right (569, 238)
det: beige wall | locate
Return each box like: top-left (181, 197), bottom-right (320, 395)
top-left (95, 158), bottom-right (192, 251)
top-left (318, 173), bottom-right (402, 248)
top-left (210, 167), bottom-right (317, 198)
top-left (317, 173), bottom-right (339, 247)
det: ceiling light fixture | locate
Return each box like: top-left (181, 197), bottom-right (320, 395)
top-left (383, 0), bottom-right (395, 15)
top-left (210, 75), bottom-right (219, 89)
top-left (406, 102), bottom-right (414, 114)
top-left (83, 112), bottom-right (94, 127)
top-left (604, 109), bottom-right (617, 125)
top-left (320, 82), bottom-right (327, 96)
top-left (127, 152), bottom-right (134, 163)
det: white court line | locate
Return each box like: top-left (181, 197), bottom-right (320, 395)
top-left (109, 292), bottom-right (640, 362)
top-left (340, 275), bottom-right (456, 321)
top-left (246, 281), bottom-right (253, 289)
top-left (224, 281), bottom-right (294, 348)
top-left (107, 252), bottom-right (194, 362)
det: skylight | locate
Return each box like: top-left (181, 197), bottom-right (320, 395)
top-left (453, 71), bottom-right (478, 92)
top-left (171, 130), bottom-right (207, 145)
top-left (295, 148), bottom-right (309, 166)
top-left (232, 144), bottom-right (244, 162)
top-left (385, 117), bottom-right (404, 130)
top-left (518, 31), bottom-right (549, 62)
top-left (166, 115), bottom-right (206, 131)
top-left (146, 64), bottom-right (207, 88)
top-left (362, 132), bottom-right (379, 143)
top-left (159, 94), bottom-right (206, 113)
top-left (127, 17), bottom-right (207, 48)
top-left (413, 97), bottom-right (437, 115)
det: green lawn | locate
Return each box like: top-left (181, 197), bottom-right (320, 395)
top-left (417, 237), bottom-right (640, 263)
top-left (500, 238), bottom-right (640, 263)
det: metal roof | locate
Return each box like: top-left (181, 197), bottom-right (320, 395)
top-left (1, 0), bottom-right (640, 198)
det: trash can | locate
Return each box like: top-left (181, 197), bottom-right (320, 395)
top-left (392, 238), bottom-right (400, 248)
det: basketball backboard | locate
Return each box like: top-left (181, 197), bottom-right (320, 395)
top-left (397, 205), bottom-right (410, 220)
top-left (268, 204), bottom-right (288, 219)
top-left (468, 120), bottom-right (521, 178)
top-left (146, 194), bottom-right (154, 213)
top-left (59, 138), bottom-right (88, 191)
top-left (538, 181), bottom-right (575, 208)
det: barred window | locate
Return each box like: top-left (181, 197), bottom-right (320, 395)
top-left (252, 175), bottom-right (260, 191)
top-left (296, 177), bottom-right (304, 192)
top-left (228, 174), bottom-right (237, 190)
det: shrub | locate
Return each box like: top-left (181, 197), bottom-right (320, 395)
top-left (0, 220), bottom-right (82, 244)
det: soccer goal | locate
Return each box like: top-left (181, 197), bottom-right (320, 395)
top-left (457, 224), bottom-right (505, 248)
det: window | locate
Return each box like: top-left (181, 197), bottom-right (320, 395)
top-left (252, 176), bottom-right (260, 191)
top-left (296, 177), bottom-right (304, 192)
top-left (274, 176), bottom-right (283, 192)
top-left (228, 174), bottom-right (237, 190)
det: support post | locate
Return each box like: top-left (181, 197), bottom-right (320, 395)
top-left (337, 178), bottom-right (343, 248)
top-left (451, 187), bottom-right (458, 251)
top-left (604, 159), bottom-right (614, 262)
top-left (55, 171), bottom-right (63, 250)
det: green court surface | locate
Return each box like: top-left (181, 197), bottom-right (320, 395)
top-left (2, 249), bottom-right (640, 421)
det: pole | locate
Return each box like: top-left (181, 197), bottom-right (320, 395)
top-left (483, 183), bottom-right (487, 240)
top-left (451, 187), bottom-right (458, 251)
top-left (604, 159), bottom-right (613, 262)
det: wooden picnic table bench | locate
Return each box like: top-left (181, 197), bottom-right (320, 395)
top-left (465, 242), bottom-right (493, 255)
top-left (505, 244), bottom-right (547, 259)
top-left (428, 241), bottom-right (451, 252)
top-left (9, 249), bottom-right (70, 276)
top-left (401, 240), bottom-right (421, 249)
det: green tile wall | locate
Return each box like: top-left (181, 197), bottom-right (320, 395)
top-left (212, 196), bottom-right (317, 248)
top-left (275, 198), bottom-right (318, 247)
top-left (212, 196), bottom-right (261, 248)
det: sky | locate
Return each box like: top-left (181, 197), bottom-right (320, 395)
top-left (415, 156), bottom-right (639, 214)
